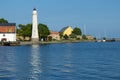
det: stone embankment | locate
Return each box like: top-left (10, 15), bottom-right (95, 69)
top-left (20, 40), bottom-right (95, 45)
top-left (0, 41), bottom-right (20, 46)
top-left (0, 40), bottom-right (95, 46)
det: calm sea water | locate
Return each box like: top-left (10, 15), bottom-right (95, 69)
top-left (0, 42), bottom-right (120, 80)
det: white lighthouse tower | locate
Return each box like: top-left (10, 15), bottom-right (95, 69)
top-left (31, 8), bottom-right (39, 42)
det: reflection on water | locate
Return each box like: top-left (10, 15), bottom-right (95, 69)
top-left (62, 44), bottom-right (74, 79)
top-left (63, 56), bottom-right (73, 78)
top-left (30, 45), bottom-right (41, 80)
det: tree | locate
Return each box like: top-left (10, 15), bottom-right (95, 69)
top-left (63, 34), bottom-right (69, 40)
top-left (0, 18), bottom-right (8, 23)
top-left (38, 23), bottom-right (50, 41)
top-left (59, 33), bottom-right (63, 39)
top-left (17, 24), bottom-right (32, 40)
top-left (82, 35), bottom-right (87, 40)
top-left (48, 36), bottom-right (52, 41)
top-left (72, 27), bottom-right (82, 35)
top-left (70, 33), bottom-right (76, 38)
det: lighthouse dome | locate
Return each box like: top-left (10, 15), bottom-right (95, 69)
top-left (33, 8), bottom-right (37, 15)
top-left (33, 8), bottom-right (36, 11)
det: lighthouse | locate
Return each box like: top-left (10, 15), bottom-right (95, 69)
top-left (31, 8), bottom-right (39, 42)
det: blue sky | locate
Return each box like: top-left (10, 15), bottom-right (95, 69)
top-left (0, 0), bottom-right (120, 38)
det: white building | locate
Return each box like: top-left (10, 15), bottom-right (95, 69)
top-left (48, 31), bottom-right (60, 40)
top-left (0, 23), bottom-right (16, 42)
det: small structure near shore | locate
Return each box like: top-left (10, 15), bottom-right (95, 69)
top-left (48, 31), bottom-right (60, 41)
top-left (0, 23), bottom-right (16, 42)
top-left (0, 23), bottom-right (21, 46)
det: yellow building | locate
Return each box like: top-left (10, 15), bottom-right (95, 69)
top-left (60, 26), bottom-right (73, 36)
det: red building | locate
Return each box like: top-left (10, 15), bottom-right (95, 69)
top-left (0, 23), bottom-right (16, 42)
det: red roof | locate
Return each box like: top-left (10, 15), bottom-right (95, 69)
top-left (50, 31), bottom-right (59, 35)
top-left (0, 26), bottom-right (15, 33)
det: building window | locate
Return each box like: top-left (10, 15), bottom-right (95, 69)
top-left (3, 34), bottom-right (5, 36)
